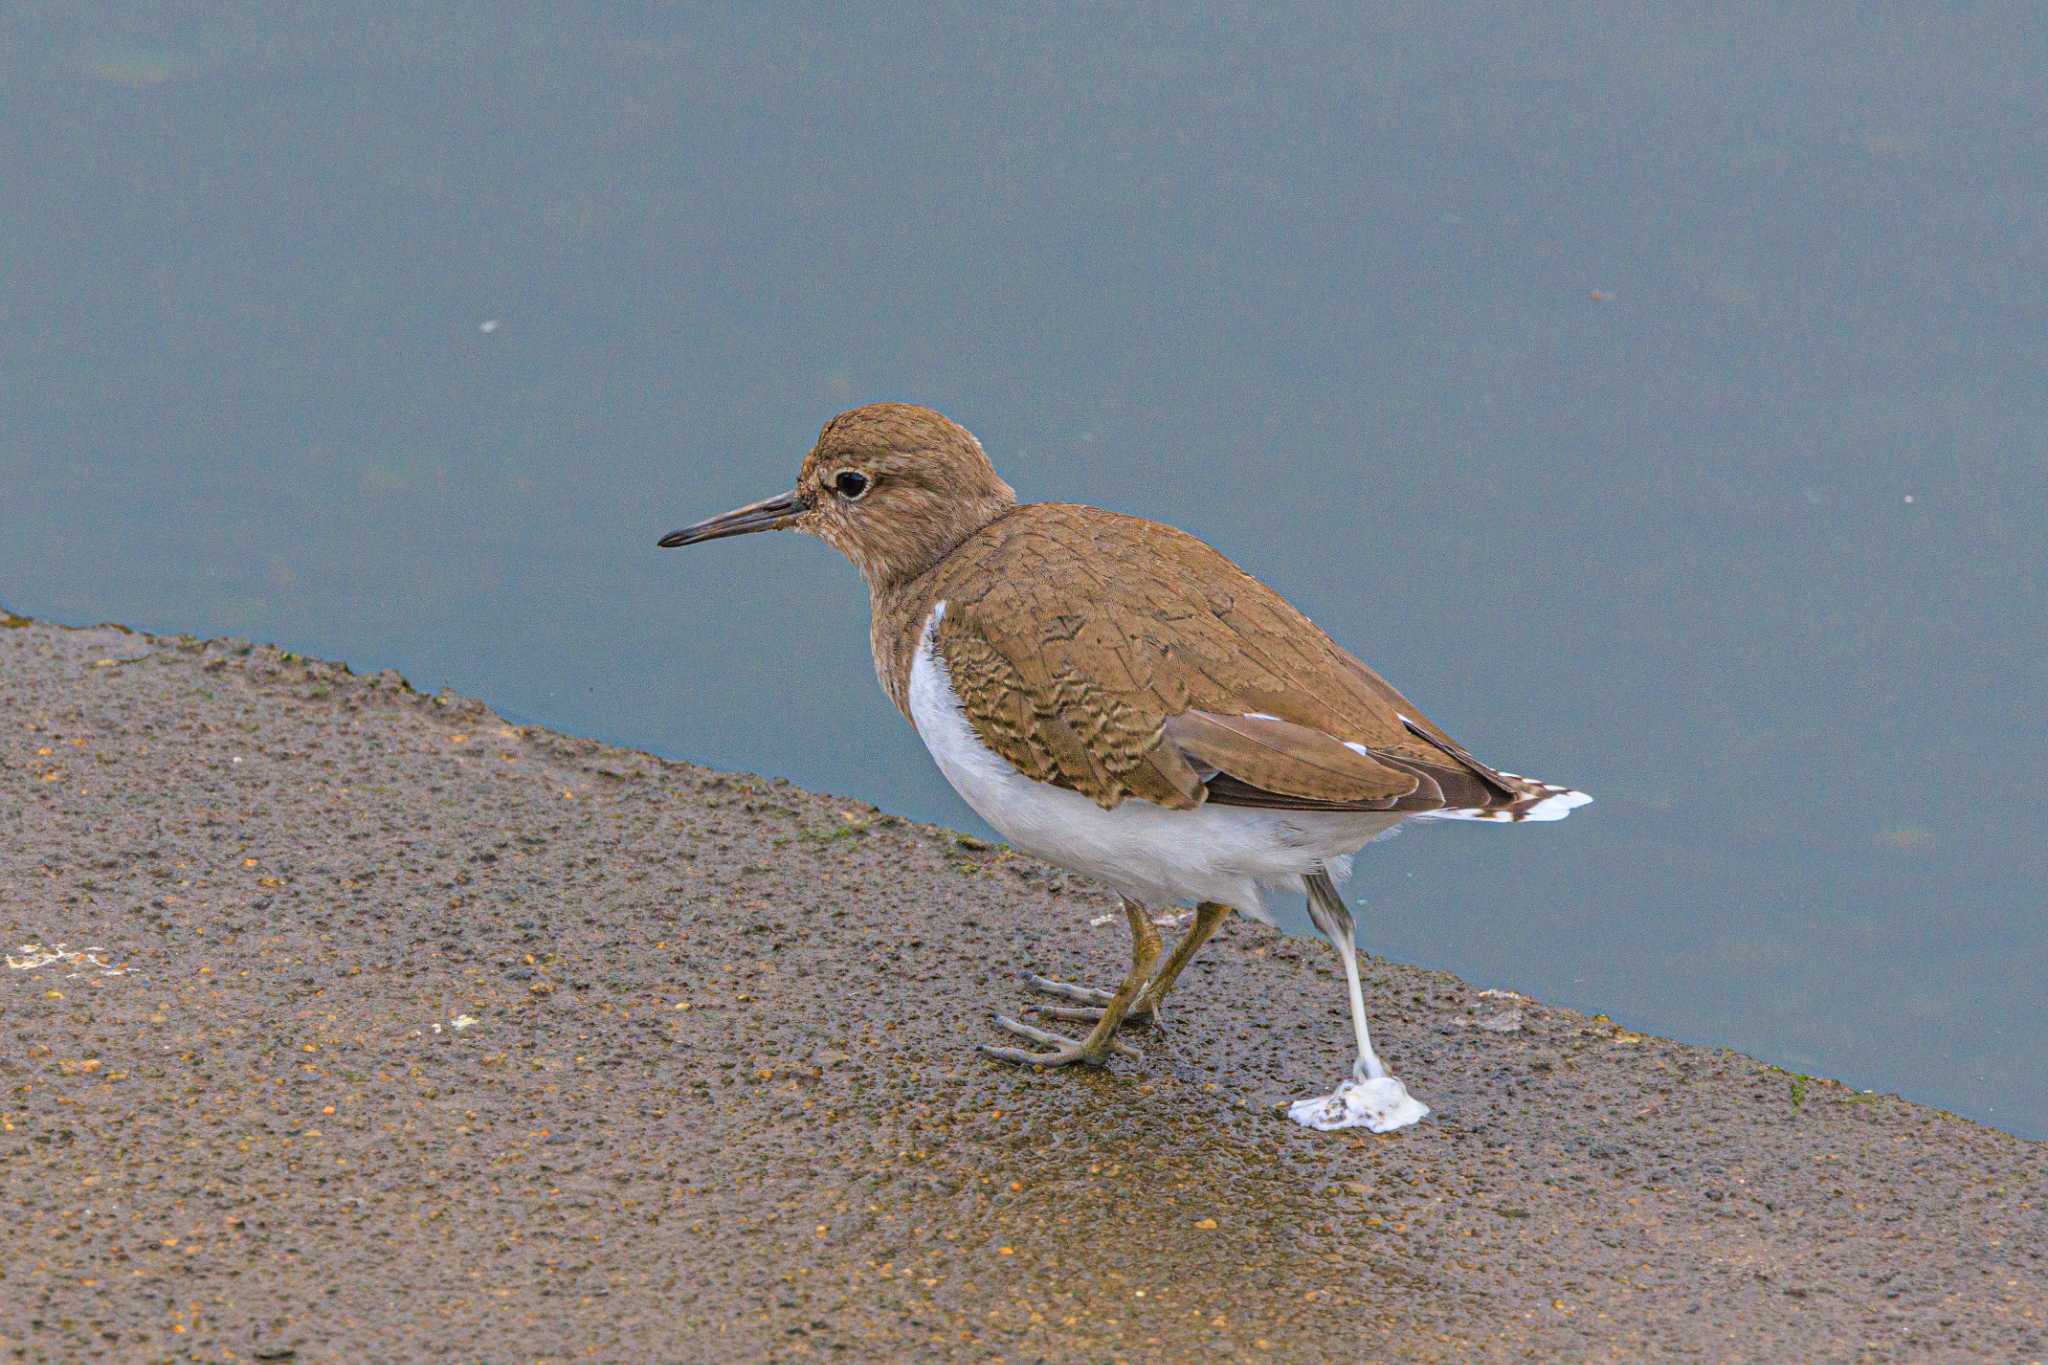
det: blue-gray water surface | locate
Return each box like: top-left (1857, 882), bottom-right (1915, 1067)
top-left (4, 7), bottom-right (2043, 1134)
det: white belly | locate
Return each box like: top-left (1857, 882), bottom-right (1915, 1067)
top-left (906, 603), bottom-right (1403, 922)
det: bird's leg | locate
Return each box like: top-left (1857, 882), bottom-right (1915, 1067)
top-left (1302, 871), bottom-right (1389, 1079)
top-left (984, 898), bottom-right (1161, 1067)
top-left (1030, 900), bottom-right (1232, 1028)
top-left (1020, 895), bottom-right (1165, 1020)
top-left (1287, 871), bottom-right (1429, 1132)
top-left (1134, 900), bottom-right (1230, 1017)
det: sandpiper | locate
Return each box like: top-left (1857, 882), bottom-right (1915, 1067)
top-left (660, 403), bottom-right (1588, 1131)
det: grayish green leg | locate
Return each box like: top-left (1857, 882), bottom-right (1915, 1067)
top-left (983, 898), bottom-right (1161, 1067)
top-left (1029, 900), bottom-right (1233, 1028)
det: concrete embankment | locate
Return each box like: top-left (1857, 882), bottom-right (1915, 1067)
top-left (2, 616), bottom-right (2041, 1361)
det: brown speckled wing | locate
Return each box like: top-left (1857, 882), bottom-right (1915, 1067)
top-left (934, 599), bottom-right (1209, 810)
top-left (917, 503), bottom-right (1520, 814)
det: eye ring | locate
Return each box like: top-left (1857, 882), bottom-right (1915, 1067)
top-left (831, 470), bottom-right (872, 500)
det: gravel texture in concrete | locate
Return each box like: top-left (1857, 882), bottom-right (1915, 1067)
top-left (2, 616), bottom-right (2042, 1361)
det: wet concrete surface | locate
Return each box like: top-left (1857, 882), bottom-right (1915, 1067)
top-left (1, 615), bottom-right (2041, 1362)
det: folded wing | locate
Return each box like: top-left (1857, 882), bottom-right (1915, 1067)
top-left (924, 504), bottom-right (1568, 819)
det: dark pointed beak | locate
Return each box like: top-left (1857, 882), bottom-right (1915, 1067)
top-left (658, 489), bottom-right (810, 548)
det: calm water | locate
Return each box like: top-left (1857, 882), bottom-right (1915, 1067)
top-left (4, 7), bottom-right (2043, 1134)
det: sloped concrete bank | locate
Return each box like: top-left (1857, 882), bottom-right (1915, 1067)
top-left (2, 616), bottom-right (2041, 1362)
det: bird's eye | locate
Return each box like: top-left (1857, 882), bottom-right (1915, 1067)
top-left (832, 470), bottom-right (872, 500)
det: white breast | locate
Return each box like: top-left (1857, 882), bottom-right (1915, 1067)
top-left (905, 602), bottom-right (1404, 922)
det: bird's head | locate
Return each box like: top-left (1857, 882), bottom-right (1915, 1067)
top-left (660, 403), bottom-right (1017, 587)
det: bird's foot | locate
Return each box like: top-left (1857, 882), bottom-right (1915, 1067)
top-left (979, 1014), bottom-right (1140, 1068)
top-left (1021, 973), bottom-right (1166, 1028)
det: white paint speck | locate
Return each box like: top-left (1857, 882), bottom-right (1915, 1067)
top-left (8, 941), bottom-right (134, 977)
top-left (1089, 909), bottom-right (1191, 929)
top-left (478, 319), bottom-right (499, 334)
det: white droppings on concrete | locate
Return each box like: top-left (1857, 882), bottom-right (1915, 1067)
top-left (1288, 1073), bottom-right (1430, 1133)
